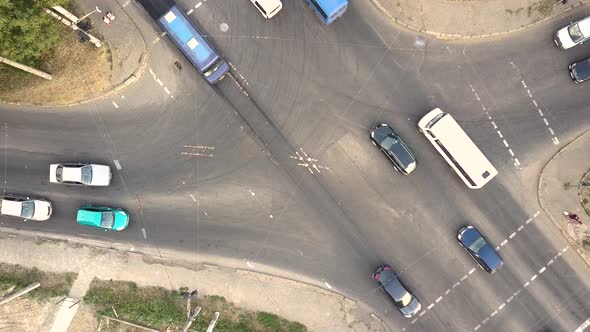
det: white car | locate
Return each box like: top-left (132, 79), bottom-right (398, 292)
top-left (0, 195), bottom-right (52, 221)
top-left (250, 0), bottom-right (282, 19)
top-left (49, 163), bottom-right (112, 186)
top-left (554, 16), bottom-right (590, 49)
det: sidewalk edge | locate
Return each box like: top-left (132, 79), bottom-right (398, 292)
top-left (0, 227), bottom-right (393, 332)
top-left (370, 0), bottom-right (590, 40)
top-left (537, 130), bottom-right (590, 267)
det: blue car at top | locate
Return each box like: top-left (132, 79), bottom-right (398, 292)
top-left (457, 225), bottom-right (503, 273)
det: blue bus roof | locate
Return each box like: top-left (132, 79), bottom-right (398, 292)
top-left (158, 6), bottom-right (217, 70)
top-left (317, 0), bottom-right (348, 11)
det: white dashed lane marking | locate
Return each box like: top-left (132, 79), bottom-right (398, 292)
top-left (113, 160), bottom-right (122, 170)
top-left (112, 101), bottom-right (119, 109)
top-left (141, 228), bottom-right (147, 239)
top-left (510, 61), bottom-right (560, 145)
top-left (469, 83), bottom-right (521, 168)
top-left (147, 67), bottom-right (174, 98)
top-left (576, 317), bottom-right (590, 332)
top-left (470, 246), bottom-right (569, 331)
top-left (189, 194), bottom-right (197, 202)
top-left (411, 211), bottom-right (541, 325)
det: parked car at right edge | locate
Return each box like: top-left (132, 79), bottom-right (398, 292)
top-left (0, 194), bottom-right (52, 221)
top-left (554, 16), bottom-right (590, 49)
top-left (457, 225), bottom-right (504, 273)
top-left (569, 57), bottom-right (590, 83)
top-left (372, 265), bottom-right (421, 318)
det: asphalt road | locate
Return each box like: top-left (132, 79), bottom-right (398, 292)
top-left (1, 0), bottom-right (590, 331)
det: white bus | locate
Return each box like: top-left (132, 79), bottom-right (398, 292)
top-left (418, 108), bottom-right (498, 189)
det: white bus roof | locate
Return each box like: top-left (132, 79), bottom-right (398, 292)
top-left (419, 109), bottom-right (498, 188)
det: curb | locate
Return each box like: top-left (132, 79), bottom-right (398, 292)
top-left (370, 0), bottom-right (590, 40)
top-left (537, 129), bottom-right (590, 267)
top-left (0, 227), bottom-right (391, 331)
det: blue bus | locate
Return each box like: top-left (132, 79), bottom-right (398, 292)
top-left (305, 0), bottom-right (348, 24)
top-left (158, 6), bottom-right (229, 84)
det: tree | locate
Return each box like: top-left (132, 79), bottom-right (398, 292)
top-left (0, 0), bottom-right (70, 66)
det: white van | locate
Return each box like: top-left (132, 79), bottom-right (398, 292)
top-left (418, 108), bottom-right (498, 189)
top-left (250, 0), bottom-right (282, 19)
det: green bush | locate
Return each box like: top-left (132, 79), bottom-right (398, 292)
top-left (84, 281), bottom-right (186, 326)
top-left (0, 0), bottom-right (70, 66)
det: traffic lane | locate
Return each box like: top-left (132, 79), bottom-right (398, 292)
top-left (432, 206), bottom-right (590, 331)
top-left (464, 248), bottom-right (590, 332)
top-left (312, 124), bottom-right (512, 315)
top-left (132, 179), bottom-right (383, 296)
top-left (186, 0), bottom-right (427, 144)
top-left (418, 26), bottom-right (590, 166)
top-left (218, 43), bottom-right (429, 159)
top-left (0, 148), bottom-right (141, 239)
top-left (408, 236), bottom-right (587, 332)
top-left (311, 117), bottom-right (590, 328)
top-left (485, 245), bottom-right (590, 332)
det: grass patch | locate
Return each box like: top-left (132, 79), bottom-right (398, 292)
top-left (257, 312), bottom-right (306, 332)
top-left (0, 263), bottom-right (76, 301)
top-left (85, 279), bottom-right (307, 331)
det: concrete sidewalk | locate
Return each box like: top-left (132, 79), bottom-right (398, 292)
top-left (539, 130), bottom-right (590, 267)
top-left (371, 0), bottom-right (590, 39)
top-left (0, 233), bottom-right (389, 332)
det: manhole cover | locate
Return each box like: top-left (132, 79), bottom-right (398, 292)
top-left (415, 36), bottom-right (427, 48)
top-left (220, 23), bottom-right (229, 32)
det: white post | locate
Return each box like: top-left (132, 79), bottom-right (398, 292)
top-left (75, 6), bottom-right (101, 24)
top-left (206, 312), bottom-right (220, 332)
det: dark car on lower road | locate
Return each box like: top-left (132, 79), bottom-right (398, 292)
top-left (370, 124), bottom-right (417, 175)
top-left (569, 57), bottom-right (590, 83)
top-left (457, 225), bottom-right (503, 273)
top-left (372, 265), bottom-right (421, 318)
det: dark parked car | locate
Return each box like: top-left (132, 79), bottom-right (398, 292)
top-left (370, 124), bottom-right (417, 175)
top-left (457, 226), bottom-right (504, 273)
top-left (372, 265), bottom-right (421, 317)
top-left (569, 57), bottom-right (590, 83)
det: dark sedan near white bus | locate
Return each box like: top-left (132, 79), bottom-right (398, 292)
top-left (370, 124), bottom-right (417, 175)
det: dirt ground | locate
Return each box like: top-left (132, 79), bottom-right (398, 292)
top-left (0, 297), bottom-right (60, 332)
top-left (67, 302), bottom-right (99, 332)
top-left (0, 25), bottom-right (112, 106)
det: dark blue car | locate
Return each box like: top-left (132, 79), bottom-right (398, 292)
top-left (457, 226), bottom-right (504, 273)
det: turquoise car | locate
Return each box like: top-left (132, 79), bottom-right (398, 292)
top-left (76, 204), bottom-right (129, 231)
